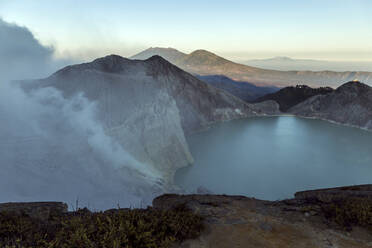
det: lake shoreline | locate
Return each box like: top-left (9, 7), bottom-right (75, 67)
top-left (177, 116), bottom-right (372, 200)
top-left (188, 113), bottom-right (372, 137)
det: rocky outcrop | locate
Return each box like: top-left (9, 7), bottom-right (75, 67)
top-left (289, 81), bottom-right (372, 131)
top-left (153, 185), bottom-right (372, 248)
top-left (25, 55), bottom-right (263, 183)
top-left (255, 85), bottom-right (334, 112)
top-left (0, 202), bottom-right (67, 220)
top-left (251, 100), bottom-right (281, 115)
top-left (295, 184), bottom-right (372, 203)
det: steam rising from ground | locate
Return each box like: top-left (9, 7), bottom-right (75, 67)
top-left (0, 18), bottom-right (161, 210)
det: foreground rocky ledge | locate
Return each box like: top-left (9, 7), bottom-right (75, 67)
top-left (153, 185), bottom-right (372, 248)
top-left (2, 185), bottom-right (372, 247)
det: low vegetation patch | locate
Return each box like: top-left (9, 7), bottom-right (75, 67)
top-left (321, 197), bottom-right (372, 230)
top-left (0, 206), bottom-right (204, 248)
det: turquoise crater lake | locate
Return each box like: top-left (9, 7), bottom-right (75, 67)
top-left (175, 117), bottom-right (372, 200)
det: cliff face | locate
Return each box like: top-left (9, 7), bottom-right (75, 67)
top-left (26, 55), bottom-right (262, 183)
top-left (289, 81), bottom-right (372, 130)
top-left (142, 56), bottom-right (259, 134)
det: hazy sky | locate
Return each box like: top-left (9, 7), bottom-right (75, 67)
top-left (1, 0), bottom-right (372, 61)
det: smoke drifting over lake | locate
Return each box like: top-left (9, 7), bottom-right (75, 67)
top-left (0, 18), bottom-right (161, 210)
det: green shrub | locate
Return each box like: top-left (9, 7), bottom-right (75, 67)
top-left (0, 206), bottom-right (204, 248)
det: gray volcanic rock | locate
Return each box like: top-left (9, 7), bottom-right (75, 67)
top-left (251, 100), bottom-right (281, 115)
top-left (142, 56), bottom-right (258, 133)
top-left (26, 55), bottom-right (259, 183)
top-left (289, 81), bottom-right (372, 130)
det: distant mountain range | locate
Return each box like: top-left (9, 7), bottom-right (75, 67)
top-left (131, 48), bottom-right (372, 88)
top-left (243, 57), bottom-right (372, 72)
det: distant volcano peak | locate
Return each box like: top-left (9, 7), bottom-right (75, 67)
top-left (273, 56), bottom-right (293, 61)
top-left (147, 47), bottom-right (181, 52)
top-left (183, 49), bottom-right (230, 66)
top-left (189, 49), bottom-right (216, 56)
top-left (131, 47), bottom-right (186, 62)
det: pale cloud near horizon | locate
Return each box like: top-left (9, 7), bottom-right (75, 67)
top-left (1, 14), bottom-right (371, 74)
top-left (1, 0), bottom-right (372, 62)
top-left (0, 17), bottom-right (74, 80)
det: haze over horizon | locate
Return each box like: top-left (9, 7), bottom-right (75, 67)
top-left (1, 0), bottom-right (372, 66)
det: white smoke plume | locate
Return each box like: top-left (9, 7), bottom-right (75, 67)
top-left (0, 19), bottom-right (72, 81)
top-left (0, 18), bottom-right (162, 210)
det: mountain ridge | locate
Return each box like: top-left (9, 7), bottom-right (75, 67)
top-left (255, 85), bottom-right (334, 112)
top-left (243, 56), bottom-right (372, 72)
top-left (197, 74), bottom-right (279, 102)
top-left (289, 81), bottom-right (372, 130)
top-left (131, 47), bottom-right (372, 87)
